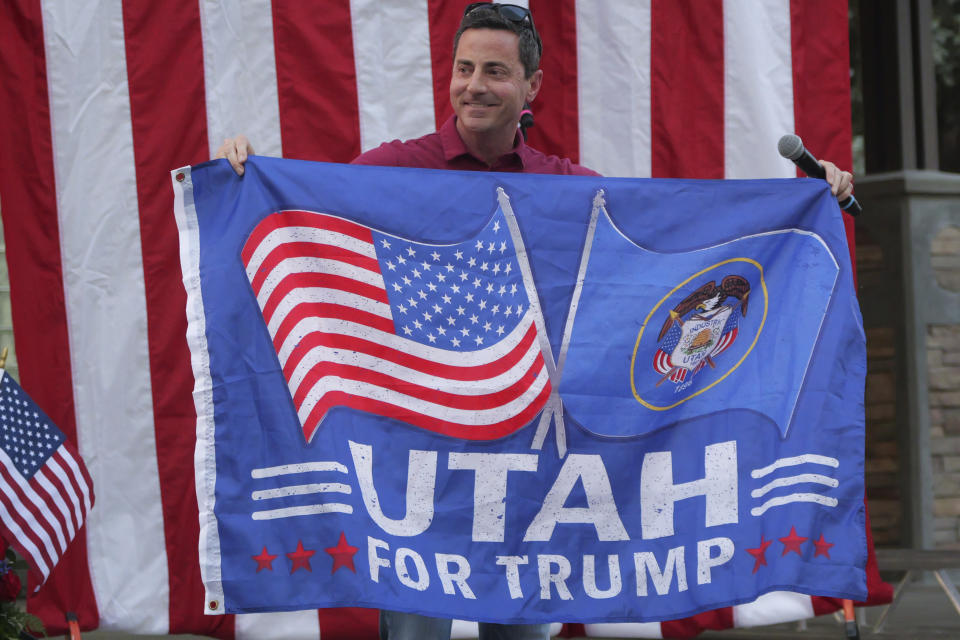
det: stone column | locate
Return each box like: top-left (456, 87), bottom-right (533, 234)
top-left (856, 170), bottom-right (960, 549)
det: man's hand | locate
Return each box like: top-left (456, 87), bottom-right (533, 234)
top-left (214, 135), bottom-right (254, 176)
top-left (819, 159), bottom-right (853, 202)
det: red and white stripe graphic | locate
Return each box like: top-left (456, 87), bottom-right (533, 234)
top-left (0, 0), bottom-right (883, 637)
top-left (241, 211), bottom-right (550, 442)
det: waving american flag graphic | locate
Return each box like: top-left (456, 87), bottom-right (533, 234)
top-left (241, 205), bottom-right (551, 442)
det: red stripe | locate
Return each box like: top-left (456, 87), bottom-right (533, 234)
top-left (272, 0), bottom-right (361, 162)
top-left (249, 243), bottom-right (381, 297)
top-left (120, 2), bottom-right (234, 636)
top-left (262, 272), bottom-right (390, 324)
top-left (283, 321), bottom-right (540, 384)
top-left (0, 0), bottom-right (99, 629)
top-left (528, 0), bottom-right (582, 162)
top-left (426, 0), bottom-right (466, 129)
top-left (273, 304), bottom-right (396, 356)
top-left (302, 379), bottom-right (552, 442)
top-left (651, 0), bottom-right (725, 178)
top-left (660, 605), bottom-right (734, 638)
top-left (315, 607), bottom-right (379, 640)
top-left (242, 210), bottom-right (375, 264)
top-left (790, 0), bottom-right (855, 278)
top-left (293, 352), bottom-right (546, 413)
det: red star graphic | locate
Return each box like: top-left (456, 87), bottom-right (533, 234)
top-left (252, 546), bottom-right (278, 572)
top-left (746, 536), bottom-right (773, 573)
top-left (813, 533), bottom-right (834, 558)
top-left (325, 532), bottom-right (359, 574)
top-left (779, 526), bottom-right (808, 556)
top-left (287, 540), bottom-right (316, 574)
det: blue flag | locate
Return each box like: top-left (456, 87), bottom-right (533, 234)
top-left (173, 157), bottom-right (867, 624)
top-left (558, 204), bottom-right (840, 439)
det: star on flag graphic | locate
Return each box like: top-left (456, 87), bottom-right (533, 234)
top-left (745, 528), bottom-right (834, 573)
top-left (252, 533), bottom-right (359, 575)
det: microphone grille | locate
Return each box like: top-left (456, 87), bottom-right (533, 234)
top-left (777, 134), bottom-right (804, 161)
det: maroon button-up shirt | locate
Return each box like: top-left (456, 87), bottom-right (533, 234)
top-left (351, 115), bottom-right (599, 176)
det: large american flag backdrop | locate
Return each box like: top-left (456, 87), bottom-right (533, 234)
top-left (0, 0), bottom-right (886, 637)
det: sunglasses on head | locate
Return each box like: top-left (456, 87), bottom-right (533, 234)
top-left (463, 3), bottom-right (541, 54)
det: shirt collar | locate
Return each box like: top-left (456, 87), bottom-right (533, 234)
top-left (439, 115), bottom-right (528, 169)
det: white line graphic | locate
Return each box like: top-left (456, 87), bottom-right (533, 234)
top-left (751, 454), bottom-right (839, 479)
top-left (751, 473), bottom-right (838, 498)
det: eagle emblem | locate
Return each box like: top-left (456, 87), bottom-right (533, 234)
top-left (654, 275), bottom-right (751, 386)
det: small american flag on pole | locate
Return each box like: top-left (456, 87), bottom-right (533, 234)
top-left (242, 205), bottom-right (551, 443)
top-left (0, 369), bottom-right (93, 591)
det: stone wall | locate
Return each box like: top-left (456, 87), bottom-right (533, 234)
top-left (930, 324), bottom-right (960, 547)
top-left (929, 225), bottom-right (960, 547)
top-left (857, 226), bottom-right (903, 546)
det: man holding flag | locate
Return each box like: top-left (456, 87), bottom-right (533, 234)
top-left (213, 3), bottom-right (857, 639)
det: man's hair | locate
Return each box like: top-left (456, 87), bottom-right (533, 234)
top-left (452, 5), bottom-right (542, 78)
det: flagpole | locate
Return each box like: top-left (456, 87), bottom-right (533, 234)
top-left (0, 347), bottom-right (8, 369)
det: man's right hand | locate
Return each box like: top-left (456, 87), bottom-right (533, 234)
top-left (214, 135), bottom-right (254, 175)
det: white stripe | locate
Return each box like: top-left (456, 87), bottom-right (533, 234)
top-left (751, 473), bottom-right (839, 498)
top-left (279, 309), bottom-right (536, 370)
top-left (245, 223), bottom-right (377, 279)
top-left (251, 482), bottom-right (351, 501)
top-left (296, 365), bottom-right (549, 427)
top-left (751, 454), bottom-right (840, 478)
top-left (350, 0), bottom-right (435, 152)
top-left (251, 503), bottom-right (353, 520)
top-left (0, 493), bottom-right (50, 579)
top-left (42, 1), bottom-right (169, 630)
top-left (723, 0), bottom-right (796, 178)
top-left (267, 287), bottom-right (392, 335)
top-left (235, 610), bottom-right (320, 640)
top-left (255, 257), bottom-right (386, 309)
top-left (199, 0), bottom-right (283, 159)
top-left (577, 1), bottom-right (651, 177)
top-left (584, 622), bottom-right (663, 638)
top-left (35, 468), bottom-right (76, 539)
top-left (0, 449), bottom-right (61, 564)
top-left (733, 591), bottom-right (815, 627)
top-left (55, 446), bottom-right (93, 513)
top-left (287, 332), bottom-right (543, 402)
top-left (252, 461), bottom-right (348, 478)
top-left (750, 492), bottom-right (839, 516)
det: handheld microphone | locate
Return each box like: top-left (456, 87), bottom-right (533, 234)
top-left (777, 134), bottom-right (861, 216)
top-left (519, 102), bottom-right (534, 140)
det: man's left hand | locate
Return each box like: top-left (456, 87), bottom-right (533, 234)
top-left (819, 159), bottom-right (853, 202)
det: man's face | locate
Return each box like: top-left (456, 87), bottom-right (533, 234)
top-left (451, 28), bottom-right (542, 143)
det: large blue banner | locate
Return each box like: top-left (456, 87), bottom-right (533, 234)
top-left (173, 157), bottom-right (867, 624)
